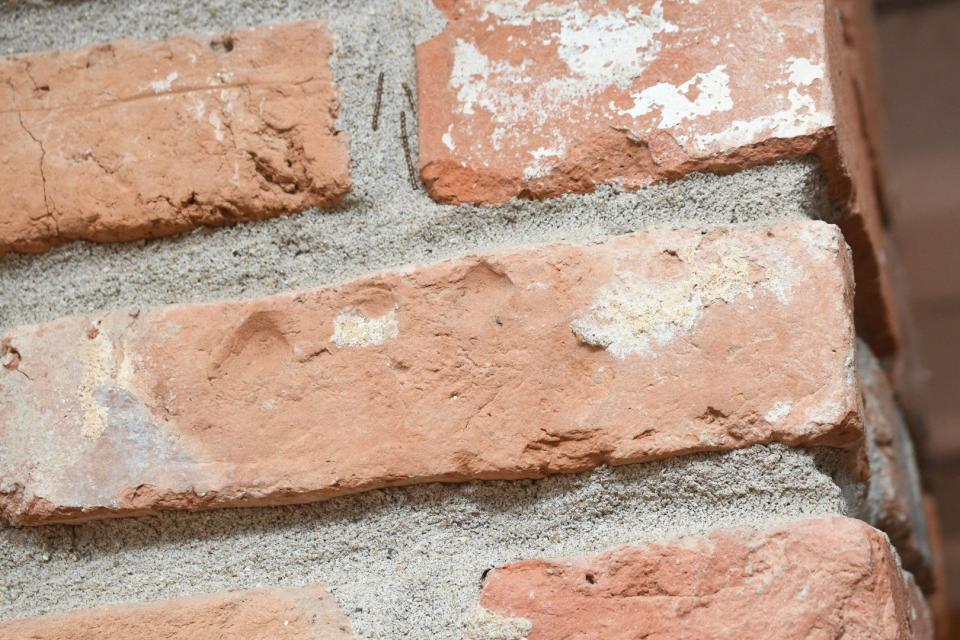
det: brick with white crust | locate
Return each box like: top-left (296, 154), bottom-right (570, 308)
top-left (417, 0), bottom-right (902, 358)
top-left (0, 221), bottom-right (861, 524)
top-left (418, 0), bottom-right (840, 204)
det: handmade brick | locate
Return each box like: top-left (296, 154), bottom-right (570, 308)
top-left (0, 584), bottom-right (354, 640)
top-left (860, 340), bottom-right (934, 591)
top-left (417, 0), bottom-right (902, 357)
top-left (474, 516), bottom-right (932, 640)
top-left (826, 0), bottom-right (904, 357)
top-left (0, 221), bottom-right (862, 524)
top-left (419, 0), bottom-right (841, 203)
top-left (0, 21), bottom-right (349, 254)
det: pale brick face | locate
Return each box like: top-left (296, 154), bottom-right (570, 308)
top-left (477, 517), bottom-right (932, 640)
top-left (417, 0), bottom-right (837, 205)
top-left (0, 221), bottom-right (860, 525)
top-left (0, 585), bottom-right (354, 640)
top-left (0, 21), bottom-right (350, 255)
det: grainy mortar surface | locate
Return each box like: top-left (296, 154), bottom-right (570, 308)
top-left (0, 2), bottom-right (854, 638)
top-left (0, 445), bottom-right (861, 638)
top-left (0, 0), bottom-right (833, 328)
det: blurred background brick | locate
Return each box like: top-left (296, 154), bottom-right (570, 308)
top-left (877, 0), bottom-right (960, 634)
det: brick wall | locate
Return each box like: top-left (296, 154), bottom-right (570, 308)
top-left (0, 0), bottom-right (943, 637)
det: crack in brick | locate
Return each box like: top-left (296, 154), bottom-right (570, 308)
top-left (20, 60), bottom-right (46, 96)
top-left (15, 111), bottom-right (56, 234)
top-left (0, 22), bottom-right (349, 254)
top-left (0, 76), bottom-right (318, 116)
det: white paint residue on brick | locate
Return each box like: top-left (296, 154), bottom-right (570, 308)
top-left (332, 306), bottom-right (399, 348)
top-left (478, 1), bottom-right (676, 87)
top-left (448, 2), bottom-right (678, 176)
top-left (765, 401), bottom-right (794, 423)
top-left (620, 65), bottom-right (732, 127)
top-left (148, 71), bottom-right (178, 93)
top-left (523, 144), bottom-right (566, 179)
top-left (686, 55), bottom-right (830, 154)
top-left (785, 57), bottom-right (824, 86)
top-left (571, 235), bottom-right (803, 358)
top-left (693, 87), bottom-right (832, 153)
top-left (450, 39), bottom-right (528, 118)
top-left (442, 124), bottom-right (456, 151)
top-left (554, 2), bottom-right (677, 87)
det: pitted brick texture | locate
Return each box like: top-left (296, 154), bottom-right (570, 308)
top-left (0, 584), bottom-right (354, 640)
top-left (417, 0), bottom-right (839, 205)
top-left (0, 21), bottom-right (349, 255)
top-left (0, 221), bottom-right (862, 525)
top-left (476, 516), bottom-right (932, 640)
top-left (417, 0), bottom-right (902, 359)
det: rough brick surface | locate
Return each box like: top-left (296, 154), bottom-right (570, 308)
top-left (0, 221), bottom-right (861, 524)
top-left (417, 0), bottom-right (902, 359)
top-left (418, 0), bottom-right (839, 204)
top-left (0, 21), bottom-right (349, 255)
top-left (475, 516), bottom-right (932, 640)
top-left (0, 584), bottom-right (353, 639)
top-left (860, 341), bottom-right (933, 591)
top-left (824, 0), bottom-right (903, 357)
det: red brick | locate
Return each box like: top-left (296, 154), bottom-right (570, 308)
top-left (0, 21), bottom-right (349, 255)
top-left (0, 584), bottom-right (354, 640)
top-left (416, 0), bottom-right (901, 358)
top-left (475, 516), bottom-right (932, 640)
top-left (418, 0), bottom-right (840, 204)
top-left (0, 221), bottom-right (862, 525)
top-left (825, 0), bottom-right (903, 358)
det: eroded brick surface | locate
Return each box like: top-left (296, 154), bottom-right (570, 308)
top-left (0, 21), bottom-right (349, 254)
top-left (0, 584), bottom-right (353, 640)
top-left (476, 516), bottom-right (932, 640)
top-left (418, 0), bottom-right (838, 204)
top-left (0, 221), bottom-right (861, 524)
top-left (417, 0), bottom-right (902, 359)
top-left (824, 0), bottom-right (902, 357)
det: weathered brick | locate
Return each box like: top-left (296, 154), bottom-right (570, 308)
top-left (860, 340), bottom-right (933, 591)
top-left (417, 0), bottom-right (901, 357)
top-left (473, 516), bottom-right (932, 640)
top-left (0, 221), bottom-right (861, 524)
top-left (0, 21), bottom-right (349, 255)
top-left (418, 0), bottom-right (840, 204)
top-left (825, 0), bottom-right (904, 358)
top-left (0, 584), bottom-right (354, 639)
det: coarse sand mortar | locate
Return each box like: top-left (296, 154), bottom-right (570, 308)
top-left (1, 445), bottom-right (861, 638)
top-left (0, 0), bottom-right (834, 328)
top-left (0, 2), bottom-right (855, 638)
